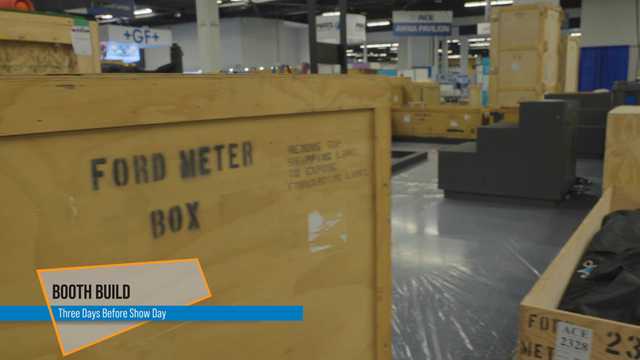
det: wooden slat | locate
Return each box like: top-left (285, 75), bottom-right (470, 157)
top-left (0, 74), bottom-right (392, 136)
top-left (0, 11), bottom-right (73, 44)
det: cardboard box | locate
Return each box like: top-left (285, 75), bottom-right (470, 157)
top-left (0, 74), bottom-right (391, 359)
top-left (518, 106), bottom-right (640, 360)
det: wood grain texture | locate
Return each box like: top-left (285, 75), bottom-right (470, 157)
top-left (391, 105), bottom-right (486, 139)
top-left (0, 75), bottom-right (391, 359)
top-left (0, 11), bottom-right (100, 74)
top-left (604, 107), bottom-right (640, 196)
top-left (490, 4), bottom-right (563, 108)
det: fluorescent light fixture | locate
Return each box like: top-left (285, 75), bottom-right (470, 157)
top-left (322, 11), bottom-right (340, 16)
top-left (470, 42), bottom-right (491, 47)
top-left (259, 66), bottom-right (265, 70)
top-left (134, 8), bottom-right (153, 15)
top-left (468, 37), bottom-right (488, 42)
top-left (570, 32), bottom-right (582, 37)
top-left (360, 43), bottom-right (399, 49)
top-left (217, 0), bottom-right (222, 3)
top-left (449, 55), bottom-right (461, 59)
top-left (464, 0), bottom-right (514, 8)
top-left (96, 14), bottom-right (113, 20)
top-left (367, 20), bottom-right (391, 27)
top-left (447, 39), bottom-right (460, 43)
top-left (244, 67), bottom-right (250, 72)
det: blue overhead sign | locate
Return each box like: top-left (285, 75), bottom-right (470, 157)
top-left (88, 0), bottom-right (135, 18)
top-left (392, 11), bottom-right (453, 36)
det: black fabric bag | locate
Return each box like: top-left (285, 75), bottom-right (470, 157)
top-left (559, 210), bottom-right (640, 324)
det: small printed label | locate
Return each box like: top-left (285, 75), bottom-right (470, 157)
top-left (512, 62), bottom-right (521, 72)
top-left (554, 322), bottom-right (592, 360)
top-left (403, 114), bottom-right (412, 123)
top-left (71, 26), bottom-right (93, 56)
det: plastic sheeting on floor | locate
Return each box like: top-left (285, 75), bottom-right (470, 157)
top-left (391, 142), bottom-right (601, 360)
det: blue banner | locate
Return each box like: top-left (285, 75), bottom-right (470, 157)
top-left (393, 23), bottom-right (452, 36)
top-left (0, 306), bottom-right (304, 322)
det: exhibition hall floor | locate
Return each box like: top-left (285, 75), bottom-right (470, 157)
top-left (391, 142), bottom-right (602, 360)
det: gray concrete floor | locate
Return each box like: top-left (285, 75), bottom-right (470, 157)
top-left (391, 142), bottom-right (603, 360)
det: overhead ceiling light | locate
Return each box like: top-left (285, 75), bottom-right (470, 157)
top-left (465, 0), bottom-right (514, 8)
top-left (96, 14), bottom-right (113, 20)
top-left (570, 32), bottom-right (582, 37)
top-left (134, 8), bottom-right (153, 15)
top-left (447, 39), bottom-right (460, 43)
top-left (217, 0), bottom-right (222, 3)
top-left (468, 37), bottom-right (488, 42)
top-left (367, 20), bottom-right (391, 27)
top-left (449, 55), bottom-right (461, 59)
top-left (322, 11), bottom-right (340, 16)
top-left (470, 42), bottom-right (491, 47)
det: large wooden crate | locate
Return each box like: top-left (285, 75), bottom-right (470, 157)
top-left (0, 10), bottom-right (101, 74)
top-left (518, 106), bottom-right (640, 360)
top-left (559, 35), bottom-right (580, 93)
top-left (0, 74), bottom-right (391, 359)
top-left (490, 4), bottom-right (563, 108)
top-left (392, 105), bottom-right (488, 140)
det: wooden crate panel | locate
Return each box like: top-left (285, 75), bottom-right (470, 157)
top-left (0, 11), bottom-right (100, 74)
top-left (497, 6), bottom-right (543, 49)
top-left (0, 40), bottom-right (76, 74)
top-left (0, 75), bottom-right (391, 360)
top-left (392, 106), bottom-right (484, 139)
top-left (491, 4), bottom-right (562, 109)
top-left (498, 50), bottom-right (541, 89)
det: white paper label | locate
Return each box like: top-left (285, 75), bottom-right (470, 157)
top-left (71, 26), bottom-right (93, 56)
top-left (403, 115), bottom-right (412, 123)
top-left (554, 322), bottom-right (593, 360)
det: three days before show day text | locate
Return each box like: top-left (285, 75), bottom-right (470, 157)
top-left (57, 307), bottom-right (167, 321)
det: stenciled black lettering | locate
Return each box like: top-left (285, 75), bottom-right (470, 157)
top-left (113, 158), bottom-right (129, 187)
top-left (150, 210), bottom-right (165, 239)
top-left (180, 150), bottom-right (197, 178)
top-left (133, 155), bottom-right (149, 184)
top-left (199, 147), bottom-right (212, 175)
top-left (168, 206), bottom-right (183, 233)
top-left (243, 141), bottom-right (253, 166)
top-left (214, 145), bottom-right (225, 171)
top-left (228, 143), bottom-right (239, 169)
top-left (91, 158), bottom-right (107, 191)
top-left (152, 153), bottom-right (166, 181)
top-left (186, 201), bottom-right (200, 230)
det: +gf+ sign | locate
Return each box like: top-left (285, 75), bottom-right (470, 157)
top-left (123, 29), bottom-right (160, 44)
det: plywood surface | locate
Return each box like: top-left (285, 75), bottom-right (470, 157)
top-left (0, 11), bottom-right (101, 74)
top-left (491, 4), bottom-right (562, 107)
top-left (0, 75), bottom-right (391, 359)
top-left (604, 106), bottom-right (640, 197)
